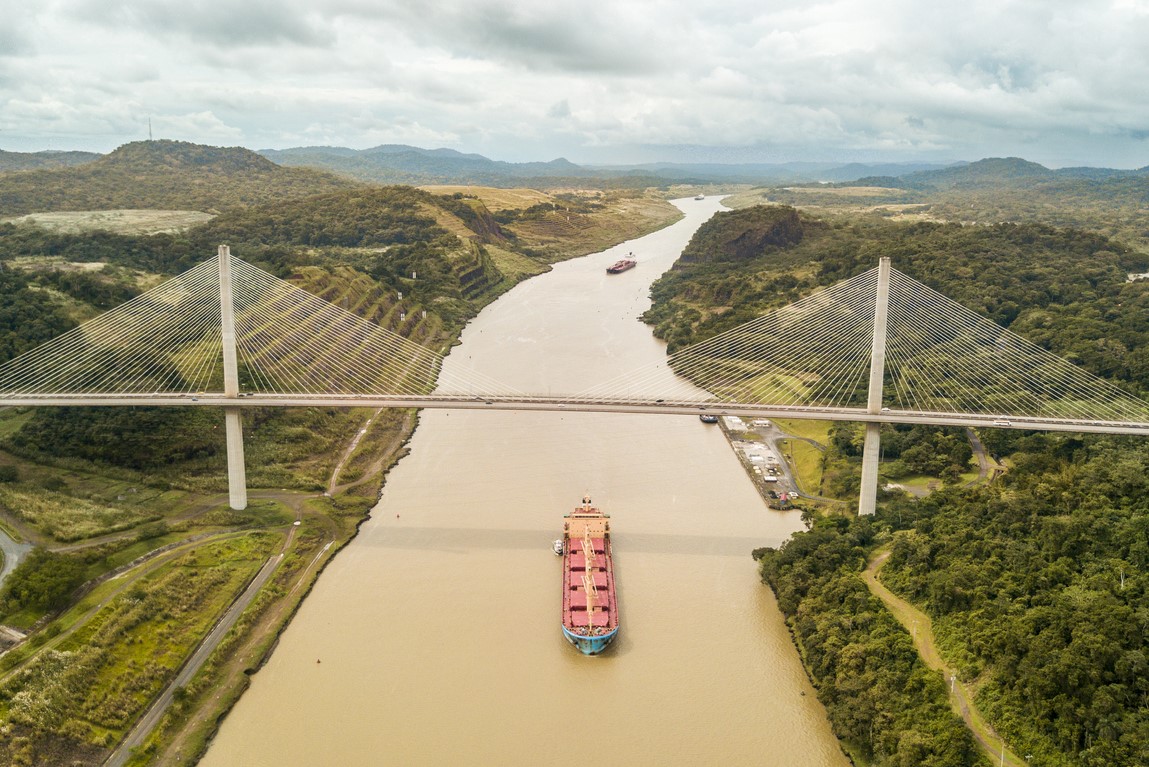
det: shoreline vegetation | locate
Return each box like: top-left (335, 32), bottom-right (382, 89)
top-left (0, 144), bottom-right (686, 766)
top-left (652, 203), bottom-right (1149, 766)
top-left (861, 547), bottom-right (1026, 767)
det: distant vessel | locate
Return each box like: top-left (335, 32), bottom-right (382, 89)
top-left (561, 496), bottom-right (619, 655)
top-left (694, 194), bottom-right (705, 200)
top-left (699, 414), bottom-right (718, 423)
top-left (606, 253), bottom-right (637, 274)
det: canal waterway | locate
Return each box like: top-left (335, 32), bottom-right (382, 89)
top-left (201, 198), bottom-right (849, 766)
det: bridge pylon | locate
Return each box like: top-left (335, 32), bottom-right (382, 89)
top-left (218, 245), bottom-right (248, 510)
top-left (857, 257), bottom-right (890, 516)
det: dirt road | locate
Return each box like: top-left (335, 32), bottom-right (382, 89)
top-left (863, 548), bottom-right (1027, 767)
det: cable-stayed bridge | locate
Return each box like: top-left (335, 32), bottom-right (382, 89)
top-left (3, 248), bottom-right (1148, 514)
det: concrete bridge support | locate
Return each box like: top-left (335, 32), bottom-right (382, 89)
top-left (225, 409), bottom-right (247, 510)
top-left (858, 257), bottom-right (890, 516)
top-left (219, 246), bottom-right (248, 510)
top-left (858, 423), bottom-right (882, 516)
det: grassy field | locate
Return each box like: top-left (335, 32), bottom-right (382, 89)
top-left (0, 486), bottom-right (160, 543)
top-left (773, 419), bottom-right (831, 497)
top-left (130, 514), bottom-right (346, 765)
top-left (483, 243), bottom-right (549, 283)
top-left (772, 418), bottom-right (831, 444)
top-left (0, 410), bottom-right (34, 441)
top-left (779, 438), bottom-right (824, 495)
top-left (419, 185), bottom-right (553, 211)
top-left (0, 533), bottom-right (278, 763)
top-left (0, 210), bottom-right (214, 235)
top-left (721, 188), bottom-right (939, 223)
top-left (501, 192), bottom-right (683, 262)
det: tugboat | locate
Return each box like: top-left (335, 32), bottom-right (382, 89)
top-left (560, 496), bottom-right (619, 655)
top-left (606, 253), bottom-right (637, 274)
top-left (552, 539), bottom-right (564, 556)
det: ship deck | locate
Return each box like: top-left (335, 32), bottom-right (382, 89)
top-left (562, 534), bottom-right (618, 633)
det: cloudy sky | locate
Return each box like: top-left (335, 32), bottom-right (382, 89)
top-left (2, 0), bottom-right (1149, 167)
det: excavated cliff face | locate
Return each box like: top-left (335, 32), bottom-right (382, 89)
top-left (678, 205), bottom-right (803, 265)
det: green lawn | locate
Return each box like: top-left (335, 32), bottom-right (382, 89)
top-left (780, 438), bottom-right (824, 495)
top-left (772, 418), bottom-right (831, 444)
top-left (0, 533), bottom-right (278, 753)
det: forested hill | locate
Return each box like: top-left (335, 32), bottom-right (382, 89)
top-left (653, 204), bottom-right (1149, 765)
top-left (0, 185), bottom-right (519, 326)
top-left (0, 149), bottom-right (101, 172)
top-left (893, 156), bottom-right (1149, 188)
top-left (0, 186), bottom-right (526, 472)
top-left (0, 140), bottom-right (360, 216)
top-left (646, 205), bottom-right (1149, 393)
top-left (734, 157), bottom-right (1149, 250)
top-left (0, 183), bottom-right (679, 478)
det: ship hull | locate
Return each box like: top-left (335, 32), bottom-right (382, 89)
top-left (561, 625), bottom-right (619, 655)
top-left (561, 498), bottom-right (619, 655)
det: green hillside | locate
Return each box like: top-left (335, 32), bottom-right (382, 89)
top-left (729, 157), bottom-right (1149, 250)
top-left (0, 149), bottom-right (101, 172)
top-left (0, 165), bottom-right (681, 484)
top-left (648, 205), bottom-right (1149, 384)
top-left (647, 203), bottom-right (1149, 767)
top-left (0, 140), bottom-right (361, 216)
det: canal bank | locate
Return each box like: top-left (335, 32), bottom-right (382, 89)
top-left (200, 197), bottom-right (850, 766)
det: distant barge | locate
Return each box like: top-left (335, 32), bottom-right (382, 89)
top-left (560, 496), bottom-right (619, 655)
top-left (606, 253), bottom-right (637, 273)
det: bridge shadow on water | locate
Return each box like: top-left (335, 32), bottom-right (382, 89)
top-left (364, 525), bottom-right (772, 558)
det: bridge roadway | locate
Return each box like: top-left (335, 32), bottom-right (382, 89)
top-left (4, 394), bottom-right (1149, 436)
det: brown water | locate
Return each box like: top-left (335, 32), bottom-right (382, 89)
top-left (201, 198), bottom-right (849, 766)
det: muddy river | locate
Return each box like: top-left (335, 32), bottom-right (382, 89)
top-left (201, 197), bottom-right (848, 766)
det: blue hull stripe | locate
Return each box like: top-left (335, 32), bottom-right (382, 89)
top-left (562, 625), bottom-right (620, 655)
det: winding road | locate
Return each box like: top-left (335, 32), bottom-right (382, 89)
top-left (862, 548), bottom-right (1026, 767)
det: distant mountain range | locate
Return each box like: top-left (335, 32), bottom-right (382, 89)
top-left (858, 156), bottom-right (1149, 190)
top-left (2, 141), bottom-right (1148, 204)
top-left (258, 144), bottom-right (595, 186)
top-left (257, 146), bottom-right (969, 186)
top-left (589, 160), bottom-right (960, 184)
top-left (258, 145), bottom-right (978, 186)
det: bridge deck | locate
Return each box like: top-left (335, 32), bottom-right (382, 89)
top-left (3, 394), bottom-right (1149, 436)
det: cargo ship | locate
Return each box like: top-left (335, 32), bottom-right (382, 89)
top-left (560, 496), bottom-right (619, 655)
top-left (606, 253), bottom-right (637, 274)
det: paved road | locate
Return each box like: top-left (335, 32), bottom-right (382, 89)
top-left (105, 553), bottom-right (284, 767)
top-left (6, 393), bottom-right (1149, 436)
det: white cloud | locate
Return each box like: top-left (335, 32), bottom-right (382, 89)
top-left (153, 111), bottom-right (244, 143)
top-left (0, 0), bottom-right (1147, 165)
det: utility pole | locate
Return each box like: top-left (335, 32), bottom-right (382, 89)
top-left (219, 245), bottom-right (248, 510)
top-left (858, 257), bottom-right (890, 515)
